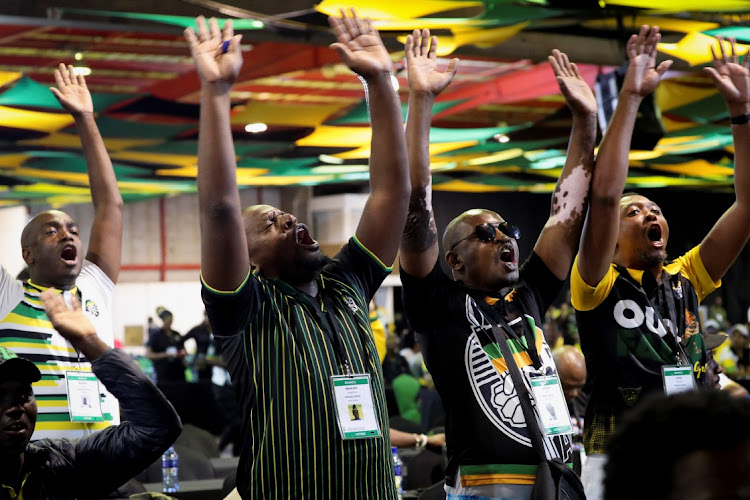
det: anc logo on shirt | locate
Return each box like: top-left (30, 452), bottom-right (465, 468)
top-left (343, 296), bottom-right (359, 314)
top-left (85, 299), bottom-right (99, 317)
top-left (463, 298), bottom-right (571, 461)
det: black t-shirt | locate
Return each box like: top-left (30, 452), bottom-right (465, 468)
top-left (147, 328), bottom-right (185, 383)
top-left (400, 252), bottom-right (572, 487)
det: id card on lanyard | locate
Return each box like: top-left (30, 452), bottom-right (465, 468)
top-left (529, 375), bottom-right (573, 436)
top-left (330, 374), bottom-right (382, 439)
top-left (65, 371), bottom-right (104, 422)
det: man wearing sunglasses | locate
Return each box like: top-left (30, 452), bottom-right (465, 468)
top-left (399, 30), bottom-right (598, 499)
top-left (570, 32), bottom-right (750, 500)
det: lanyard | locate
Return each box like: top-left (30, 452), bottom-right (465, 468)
top-left (476, 297), bottom-right (542, 370)
top-left (659, 271), bottom-right (691, 365)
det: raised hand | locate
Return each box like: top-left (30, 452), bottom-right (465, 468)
top-left (40, 289), bottom-right (97, 343)
top-left (184, 16), bottom-right (243, 86)
top-left (548, 49), bottom-right (596, 117)
top-left (405, 29), bottom-right (458, 96)
top-left (50, 63), bottom-right (93, 116)
top-left (328, 9), bottom-right (392, 79)
top-left (705, 36), bottom-right (750, 110)
top-left (621, 25), bottom-right (672, 98)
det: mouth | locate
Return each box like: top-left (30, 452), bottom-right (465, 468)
top-left (499, 244), bottom-right (518, 270)
top-left (295, 224), bottom-right (319, 250)
top-left (646, 224), bottom-right (664, 248)
top-left (3, 421), bottom-right (27, 434)
top-left (60, 244), bottom-right (78, 265)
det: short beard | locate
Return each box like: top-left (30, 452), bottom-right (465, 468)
top-left (286, 253), bottom-right (331, 284)
top-left (638, 248), bottom-right (667, 269)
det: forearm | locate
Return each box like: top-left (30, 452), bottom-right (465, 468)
top-left (365, 73), bottom-right (410, 199)
top-left (401, 91), bottom-right (439, 275)
top-left (729, 101), bottom-right (750, 205)
top-left (197, 83), bottom-right (249, 287)
top-left (74, 113), bottom-right (123, 210)
top-left (591, 93), bottom-right (642, 201)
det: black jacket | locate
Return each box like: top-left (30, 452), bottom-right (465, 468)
top-left (3, 349), bottom-right (182, 500)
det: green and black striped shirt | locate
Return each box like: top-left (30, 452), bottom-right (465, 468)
top-left (202, 237), bottom-right (397, 499)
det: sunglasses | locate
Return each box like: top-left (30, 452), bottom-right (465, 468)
top-left (450, 221), bottom-right (521, 251)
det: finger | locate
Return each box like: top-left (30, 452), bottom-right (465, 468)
top-left (53, 66), bottom-right (65, 89)
top-left (196, 15), bottom-right (210, 42)
top-left (548, 50), bottom-right (563, 76)
top-left (571, 62), bottom-right (582, 80)
top-left (184, 27), bottom-right (199, 49)
top-left (67, 65), bottom-right (77, 85)
top-left (428, 35), bottom-right (438, 60)
top-left (224, 18), bottom-right (235, 42)
top-left (445, 58), bottom-right (459, 80)
top-left (68, 294), bottom-right (82, 312)
top-left (703, 66), bottom-right (723, 84)
top-left (58, 62), bottom-right (71, 86)
top-left (655, 59), bottom-right (672, 76)
top-left (328, 16), bottom-right (351, 43)
top-left (561, 52), bottom-right (572, 76)
top-left (627, 34), bottom-right (638, 60)
top-left (405, 34), bottom-right (414, 59)
top-left (49, 87), bottom-right (63, 101)
top-left (710, 44), bottom-right (722, 68)
top-left (420, 29), bottom-right (430, 58)
top-left (230, 34), bottom-right (243, 56)
top-left (355, 14), bottom-right (369, 40)
top-left (718, 35), bottom-right (728, 62)
top-left (330, 42), bottom-right (354, 66)
top-left (346, 8), bottom-right (361, 39)
top-left (636, 25), bottom-right (649, 55)
top-left (209, 17), bottom-right (222, 43)
top-left (730, 37), bottom-right (739, 65)
top-left (76, 70), bottom-right (86, 87)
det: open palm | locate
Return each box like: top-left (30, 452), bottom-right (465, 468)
top-left (705, 36), bottom-right (750, 106)
top-left (41, 289), bottom-right (96, 342)
top-left (548, 49), bottom-right (596, 116)
top-left (622, 25), bottom-right (672, 97)
top-left (406, 29), bottom-right (458, 96)
top-left (50, 63), bottom-right (93, 115)
top-left (184, 16), bottom-right (243, 85)
top-left (329, 10), bottom-right (392, 78)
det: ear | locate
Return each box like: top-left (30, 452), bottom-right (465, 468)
top-left (445, 250), bottom-right (463, 273)
top-left (22, 247), bottom-right (33, 265)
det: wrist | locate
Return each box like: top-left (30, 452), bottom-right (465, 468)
top-left (409, 90), bottom-right (437, 102)
top-left (72, 111), bottom-right (96, 120)
top-left (203, 80), bottom-right (234, 95)
top-left (728, 103), bottom-right (750, 118)
top-left (362, 71), bottom-right (393, 86)
top-left (618, 91), bottom-right (645, 105)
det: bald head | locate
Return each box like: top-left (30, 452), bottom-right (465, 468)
top-left (443, 208), bottom-right (500, 251)
top-left (553, 345), bottom-right (587, 402)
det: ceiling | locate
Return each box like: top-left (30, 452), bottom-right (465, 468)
top-left (0, 0), bottom-right (748, 206)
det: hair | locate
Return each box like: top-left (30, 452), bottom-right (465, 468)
top-left (620, 192), bottom-right (642, 199)
top-left (604, 390), bottom-right (750, 500)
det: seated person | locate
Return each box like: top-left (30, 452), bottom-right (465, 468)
top-left (0, 289), bottom-right (182, 499)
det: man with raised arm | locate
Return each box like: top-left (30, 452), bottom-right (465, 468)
top-left (0, 64), bottom-right (123, 441)
top-left (184, 11), bottom-right (409, 499)
top-left (571, 30), bottom-right (750, 499)
top-left (399, 29), bottom-right (597, 499)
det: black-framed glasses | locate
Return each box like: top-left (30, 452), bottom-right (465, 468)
top-left (450, 221), bottom-right (521, 251)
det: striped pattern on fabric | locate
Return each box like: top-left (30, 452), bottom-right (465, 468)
top-left (204, 239), bottom-right (397, 499)
top-left (0, 282), bottom-right (111, 439)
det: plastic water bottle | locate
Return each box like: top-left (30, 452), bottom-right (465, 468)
top-left (162, 445), bottom-right (179, 493)
top-left (392, 446), bottom-right (404, 499)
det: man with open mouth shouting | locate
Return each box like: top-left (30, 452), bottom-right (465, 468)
top-left (184, 9), bottom-right (409, 499)
top-left (0, 64), bottom-right (123, 444)
top-left (570, 31), bottom-right (750, 500)
top-left (399, 28), bottom-right (597, 500)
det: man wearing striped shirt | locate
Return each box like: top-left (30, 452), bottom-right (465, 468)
top-left (184, 10), bottom-right (409, 499)
top-left (0, 64), bottom-right (123, 441)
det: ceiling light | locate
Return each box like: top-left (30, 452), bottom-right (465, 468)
top-left (318, 154), bottom-right (344, 165)
top-left (74, 52), bottom-right (84, 61)
top-left (245, 123), bottom-right (268, 133)
top-left (72, 66), bottom-right (91, 76)
top-left (494, 134), bottom-right (510, 143)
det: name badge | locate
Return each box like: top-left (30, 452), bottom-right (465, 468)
top-left (662, 365), bottom-right (696, 396)
top-left (65, 371), bottom-right (104, 422)
top-left (330, 374), bottom-right (381, 440)
top-left (529, 375), bottom-right (573, 437)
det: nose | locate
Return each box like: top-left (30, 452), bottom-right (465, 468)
top-left (645, 212), bottom-right (657, 222)
top-left (281, 213), bottom-right (297, 230)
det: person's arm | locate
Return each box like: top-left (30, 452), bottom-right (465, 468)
top-left (532, 50), bottom-right (599, 280)
top-left (50, 64), bottom-right (123, 283)
top-left (400, 29), bottom-right (458, 278)
top-left (184, 17), bottom-right (248, 291)
top-left (329, 10), bottom-right (410, 265)
top-left (389, 428), bottom-right (445, 448)
top-left (576, 27), bottom-right (672, 286)
top-left (700, 36), bottom-right (750, 282)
